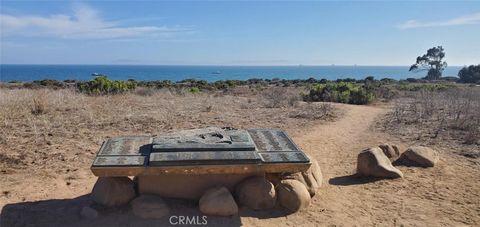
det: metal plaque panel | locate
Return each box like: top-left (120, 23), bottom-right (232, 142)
top-left (149, 151), bottom-right (261, 166)
top-left (98, 136), bottom-right (151, 156)
top-left (248, 129), bottom-right (300, 152)
top-left (152, 143), bottom-right (256, 152)
top-left (259, 152), bottom-right (309, 163)
top-left (152, 130), bottom-right (256, 152)
top-left (93, 156), bottom-right (145, 167)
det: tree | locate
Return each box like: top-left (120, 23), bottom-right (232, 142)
top-left (409, 46), bottom-right (447, 80)
top-left (458, 64), bottom-right (480, 83)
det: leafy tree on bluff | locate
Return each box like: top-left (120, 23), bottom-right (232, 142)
top-left (409, 46), bottom-right (448, 80)
top-left (458, 64), bottom-right (480, 83)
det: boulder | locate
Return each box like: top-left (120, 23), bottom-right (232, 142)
top-left (235, 177), bottom-right (276, 210)
top-left (80, 206), bottom-right (98, 219)
top-left (281, 156), bottom-right (323, 197)
top-left (131, 194), bottom-right (170, 219)
top-left (399, 146), bottom-right (439, 167)
top-left (357, 147), bottom-right (403, 178)
top-left (277, 179), bottom-right (311, 212)
top-left (379, 144), bottom-right (401, 161)
top-left (309, 158), bottom-right (323, 187)
top-left (91, 177), bottom-right (136, 207)
top-left (199, 187), bottom-right (238, 216)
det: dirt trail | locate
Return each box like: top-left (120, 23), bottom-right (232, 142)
top-left (242, 104), bottom-right (479, 226)
top-left (242, 104), bottom-right (391, 226)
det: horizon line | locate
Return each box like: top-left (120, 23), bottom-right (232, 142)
top-left (0, 63), bottom-right (468, 67)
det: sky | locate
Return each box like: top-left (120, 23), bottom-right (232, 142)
top-left (0, 1), bottom-right (479, 66)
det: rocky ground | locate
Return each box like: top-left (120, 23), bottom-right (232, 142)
top-left (0, 88), bottom-right (479, 226)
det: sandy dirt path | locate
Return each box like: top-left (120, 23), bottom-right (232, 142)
top-left (1, 104), bottom-right (478, 227)
top-left (242, 104), bottom-right (392, 226)
top-left (242, 104), bottom-right (479, 227)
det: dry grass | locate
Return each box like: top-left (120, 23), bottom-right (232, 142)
top-left (261, 86), bottom-right (303, 108)
top-left (381, 86), bottom-right (480, 160)
top-left (0, 87), bottom-right (339, 171)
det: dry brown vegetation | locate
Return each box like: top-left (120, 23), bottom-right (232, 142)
top-left (380, 86), bottom-right (480, 160)
top-left (0, 87), bottom-right (337, 173)
top-left (1, 85), bottom-right (479, 226)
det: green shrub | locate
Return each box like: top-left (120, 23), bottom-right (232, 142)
top-left (33, 79), bottom-right (65, 88)
top-left (189, 87), bottom-right (200, 93)
top-left (304, 82), bottom-right (374, 104)
top-left (77, 75), bottom-right (137, 95)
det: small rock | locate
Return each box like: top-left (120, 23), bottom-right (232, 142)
top-left (235, 177), bottom-right (276, 210)
top-left (357, 147), bottom-right (403, 178)
top-left (91, 177), bottom-right (136, 207)
top-left (378, 144), bottom-right (401, 161)
top-left (80, 206), bottom-right (98, 219)
top-left (131, 194), bottom-right (170, 219)
top-left (199, 187), bottom-right (238, 216)
top-left (399, 146), bottom-right (439, 167)
top-left (277, 179), bottom-right (311, 212)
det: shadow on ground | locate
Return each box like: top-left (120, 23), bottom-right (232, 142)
top-left (328, 174), bottom-right (383, 186)
top-left (1, 194), bottom-right (247, 227)
top-left (0, 194), bottom-right (293, 227)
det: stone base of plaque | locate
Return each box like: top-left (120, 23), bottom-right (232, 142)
top-left (137, 173), bottom-right (261, 200)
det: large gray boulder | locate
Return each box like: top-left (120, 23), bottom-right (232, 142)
top-left (357, 147), bottom-right (403, 178)
top-left (199, 187), bottom-right (238, 216)
top-left (277, 179), bottom-right (311, 212)
top-left (131, 194), bottom-right (170, 219)
top-left (91, 177), bottom-right (136, 207)
top-left (399, 146), bottom-right (439, 167)
top-left (235, 177), bottom-right (276, 210)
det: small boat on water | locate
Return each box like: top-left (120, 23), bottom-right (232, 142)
top-left (211, 71), bottom-right (221, 74)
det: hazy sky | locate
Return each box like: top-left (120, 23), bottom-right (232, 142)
top-left (1, 1), bottom-right (479, 65)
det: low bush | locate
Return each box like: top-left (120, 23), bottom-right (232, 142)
top-left (33, 79), bottom-right (65, 89)
top-left (77, 75), bottom-right (137, 95)
top-left (304, 82), bottom-right (374, 104)
top-left (189, 87), bottom-right (200, 93)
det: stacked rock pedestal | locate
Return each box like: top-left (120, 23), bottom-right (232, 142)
top-left (88, 127), bottom-right (322, 218)
top-left (89, 156), bottom-right (323, 218)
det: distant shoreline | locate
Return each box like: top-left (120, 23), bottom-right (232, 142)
top-left (0, 65), bottom-right (464, 82)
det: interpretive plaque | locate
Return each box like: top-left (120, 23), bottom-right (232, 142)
top-left (93, 156), bottom-right (145, 166)
top-left (152, 129), bottom-right (256, 152)
top-left (91, 127), bottom-right (311, 176)
top-left (248, 129), bottom-right (300, 152)
top-left (98, 136), bottom-right (151, 156)
top-left (149, 151), bottom-right (261, 166)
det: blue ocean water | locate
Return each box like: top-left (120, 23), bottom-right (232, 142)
top-left (0, 65), bottom-right (463, 82)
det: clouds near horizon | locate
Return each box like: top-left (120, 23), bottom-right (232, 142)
top-left (0, 3), bottom-right (189, 39)
top-left (398, 12), bottom-right (480, 29)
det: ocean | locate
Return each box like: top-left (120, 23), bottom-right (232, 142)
top-left (0, 65), bottom-right (463, 82)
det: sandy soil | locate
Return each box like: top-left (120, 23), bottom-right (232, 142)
top-left (1, 90), bottom-right (479, 226)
